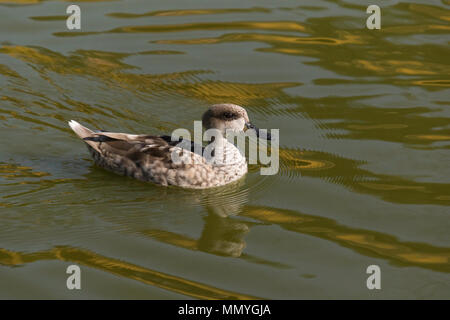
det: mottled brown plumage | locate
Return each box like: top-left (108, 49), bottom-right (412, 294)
top-left (68, 104), bottom-right (259, 188)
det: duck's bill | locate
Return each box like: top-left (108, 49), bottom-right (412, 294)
top-left (245, 122), bottom-right (271, 140)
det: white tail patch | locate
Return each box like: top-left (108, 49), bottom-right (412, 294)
top-left (68, 120), bottom-right (93, 139)
top-left (68, 120), bottom-right (102, 152)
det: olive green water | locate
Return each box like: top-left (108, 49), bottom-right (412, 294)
top-left (0, 0), bottom-right (449, 299)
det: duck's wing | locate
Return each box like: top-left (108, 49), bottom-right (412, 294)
top-left (159, 135), bottom-right (205, 154)
top-left (84, 132), bottom-right (204, 157)
top-left (68, 120), bottom-right (203, 153)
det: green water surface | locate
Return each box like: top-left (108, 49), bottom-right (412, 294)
top-left (0, 0), bottom-right (449, 299)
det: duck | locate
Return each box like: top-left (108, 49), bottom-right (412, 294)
top-left (68, 104), bottom-right (270, 189)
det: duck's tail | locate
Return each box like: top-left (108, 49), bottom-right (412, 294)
top-left (68, 120), bottom-right (102, 152)
top-left (68, 120), bottom-right (93, 139)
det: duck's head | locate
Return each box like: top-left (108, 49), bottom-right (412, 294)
top-left (202, 104), bottom-right (271, 140)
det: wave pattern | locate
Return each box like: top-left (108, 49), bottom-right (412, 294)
top-left (0, 0), bottom-right (449, 299)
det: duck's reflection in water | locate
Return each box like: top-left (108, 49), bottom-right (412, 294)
top-left (195, 178), bottom-right (251, 258)
top-left (80, 166), bottom-right (276, 262)
top-left (140, 178), bottom-right (276, 262)
top-left (198, 211), bottom-right (250, 258)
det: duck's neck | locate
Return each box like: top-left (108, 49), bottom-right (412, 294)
top-left (206, 134), bottom-right (245, 166)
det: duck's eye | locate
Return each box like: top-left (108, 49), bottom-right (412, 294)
top-left (223, 112), bottom-right (234, 119)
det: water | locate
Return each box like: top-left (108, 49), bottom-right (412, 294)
top-left (0, 0), bottom-right (449, 299)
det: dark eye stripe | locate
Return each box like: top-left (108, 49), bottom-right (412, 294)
top-left (222, 112), bottom-right (236, 119)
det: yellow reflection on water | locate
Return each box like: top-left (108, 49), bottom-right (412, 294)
top-left (276, 146), bottom-right (450, 206)
top-left (384, 24), bottom-right (450, 34)
top-left (353, 59), bottom-right (447, 76)
top-left (406, 3), bottom-right (450, 22)
top-left (406, 134), bottom-right (450, 141)
top-left (107, 7), bottom-right (271, 19)
top-left (143, 229), bottom-right (198, 251)
top-left (0, 65), bottom-right (22, 79)
top-left (0, 163), bottom-right (50, 179)
top-left (0, 246), bottom-right (259, 299)
top-left (243, 206), bottom-right (450, 273)
top-left (0, 45), bottom-right (299, 107)
top-left (155, 31), bottom-right (362, 46)
top-left (91, 21), bottom-right (307, 34)
top-left (411, 80), bottom-right (450, 87)
top-left (0, 0), bottom-right (40, 3)
top-left (280, 148), bottom-right (335, 171)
